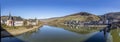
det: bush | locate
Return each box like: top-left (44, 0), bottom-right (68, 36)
top-left (1, 24), bottom-right (18, 29)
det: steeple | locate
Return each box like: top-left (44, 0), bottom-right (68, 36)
top-left (8, 12), bottom-right (13, 20)
top-left (6, 12), bottom-right (14, 26)
top-left (35, 17), bottom-right (37, 20)
top-left (9, 12), bottom-right (11, 16)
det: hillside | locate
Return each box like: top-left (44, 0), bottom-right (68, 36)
top-left (40, 12), bottom-right (120, 25)
top-left (46, 12), bottom-right (101, 24)
top-left (105, 12), bottom-right (120, 20)
top-left (39, 17), bottom-right (60, 23)
top-left (99, 12), bottom-right (120, 21)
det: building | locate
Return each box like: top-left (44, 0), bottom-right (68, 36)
top-left (1, 16), bottom-right (9, 24)
top-left (6, 14), bottom-right (14, 26)
top-left (1, 13), bottom-right (24, 26)
top-left (1, 12), bottom-right (39, 26)
top-left (27, 18), bottom-right (39, 26)
top-left (13, 17), bottom-right (24, 26)
top-left (112, 19), bottom-right (120, 22)
top-left (1, 19), bottom-right (6, 24)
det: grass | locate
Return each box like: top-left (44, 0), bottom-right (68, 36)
top-left (48, 15), bottom-right (100, 24)
top-left (1, 23), bottom-right (43, 36)
top-left (110, 28), bottom-right (120, 42)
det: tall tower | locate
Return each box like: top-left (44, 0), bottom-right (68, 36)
top-left (6, 12), bottom-right (14, 26)
top-left (35, 17), bottom-right (39, 25)
top-left (103, 15), bottom-right (109, 24)
top-left (8, 12), bottom-right (12, 20)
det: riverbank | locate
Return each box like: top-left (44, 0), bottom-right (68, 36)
top-left (47, 23), bottom-right (108, 28)
top-left (110, 28), bottom-right (120, 42)
top-left (1, 24), bottom-right (43, 38)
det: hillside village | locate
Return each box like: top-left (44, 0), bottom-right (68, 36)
top-left (1, 12), bottom-right (120, 38)
top-left (47, 12), bottom-right (120, 28)
top-left (1, 13), bottom-right (41, 27)
top-left (1, 13), bottom-right (43, 37)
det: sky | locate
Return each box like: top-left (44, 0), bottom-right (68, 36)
top-left (1, 0), bottom-right (120, 19)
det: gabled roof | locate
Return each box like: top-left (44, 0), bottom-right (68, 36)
top-left (28, 19), bottom-right (36, 22)
top-left (1, 16), bottom-right (24, 21)
top-left (13, 16), bottom-right (23, 21)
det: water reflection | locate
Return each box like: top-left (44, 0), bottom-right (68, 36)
top-left (1, 24), bottom-right (120, 42)
top-left (49, 24), bottom-right (120, 42)
top-left (48, 24), bottom-right (109, 42)
top-left (15, 28), bottom-right (40, 42)
top-left (1, 25), bottom-right (24, 42)
top-left (5, 25), bottom-right (99, 42)
top-left (110, 28), bottom-right (120, 42)
top-left (49, 24), bottom-right (104, 34)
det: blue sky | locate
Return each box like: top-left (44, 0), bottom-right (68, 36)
top-left (1, 0), bottom-right (120, 19)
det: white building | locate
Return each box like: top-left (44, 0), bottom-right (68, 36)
top-left (14, 21), bottom-right (23, 26)
top-left (27, 19), bottom-right (39, 26)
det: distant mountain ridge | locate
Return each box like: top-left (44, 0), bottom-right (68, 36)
top-left (105, 12), bottom-right (120, 20)
top-left (45, 12), bottom-right (101, 24)
top-left (41, 12), bottom-right (120, 24)
top-left (65, 12), bottom-right (94, 16)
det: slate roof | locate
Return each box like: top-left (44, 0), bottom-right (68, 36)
top-left (13, 16), bottom-right (23, 21)
top-left (28, 19), bottom-right (36, 22)
top-left (1, 16), bottom-right (23, 21)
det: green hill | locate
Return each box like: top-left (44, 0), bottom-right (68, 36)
top-left (47, 12), bottom-right (100, 24)
top-left (105, 12), bottom-right (120, 20)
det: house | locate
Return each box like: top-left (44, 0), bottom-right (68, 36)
top-left (7, 14), bottom-right (24, 26)
top-left (1, 13), bottom-right (24, 26)
top-left (13, 17), bottom-right (24, 26)
top-left (1, 16), bottom-right (10, 24)
top-left (6, 14), bottom-right (14, 26)
top-left (112, 19), bottom-right (120, 22)
top-left (27, 18), bottom-right (39, 26)
top-left (1, 12), bottom-right (39, 26)
top-left (1, 19), bottom-right (6, 24)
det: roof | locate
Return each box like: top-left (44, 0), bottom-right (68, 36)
top-left (28, 19), bottom-right (36, 22)
top-left (13, 16), bottom-right (23, 21)
top-left (1, 16), bottom-right (9, 21)
top-left (1, 16), bottom-right (23, 21)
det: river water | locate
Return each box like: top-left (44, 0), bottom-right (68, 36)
top-left (1, 25), bottom-right (120, 42)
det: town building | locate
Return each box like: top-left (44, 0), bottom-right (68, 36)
top-left (13, 17), bottom-right (24, 26)
top-left (27, 18), bottom-right (39, 26)
top-left (6, 14), bottom-right (14, 26)
top-left (1, 13), bottom-right (24, 26)
top-left (1, 13), bottom-right (40, 27)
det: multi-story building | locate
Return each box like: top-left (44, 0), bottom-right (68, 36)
top-left (6, 14), bottom-right (14, 26)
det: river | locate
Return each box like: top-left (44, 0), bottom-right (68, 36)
top-left (1, 25), bottom-right (120, 42)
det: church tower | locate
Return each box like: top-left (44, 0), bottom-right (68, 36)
top-left (6, 12), bottom-right (14, 26)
